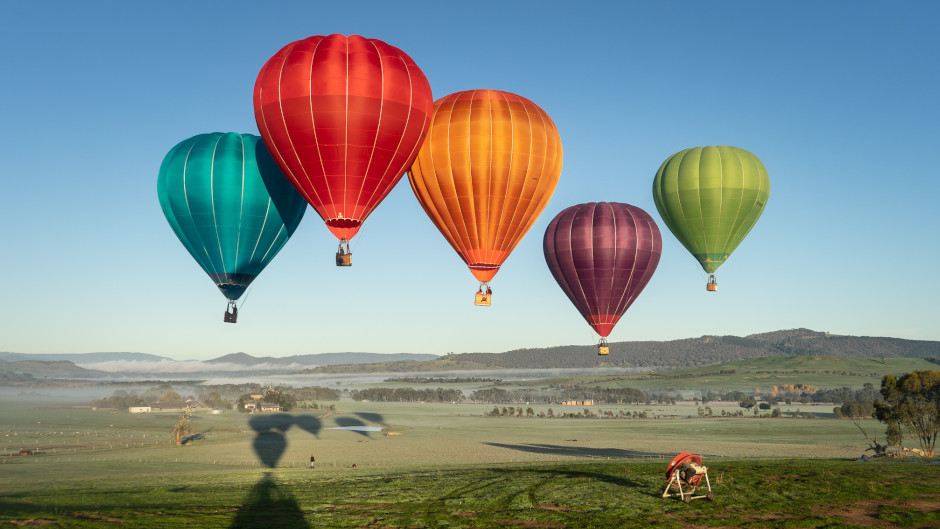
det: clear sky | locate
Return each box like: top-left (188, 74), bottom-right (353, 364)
top-left (1, 1), bottom-right (937, 360)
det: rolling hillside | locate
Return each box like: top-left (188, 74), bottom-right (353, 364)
top-left (308, 329), bottom-right (940, 372)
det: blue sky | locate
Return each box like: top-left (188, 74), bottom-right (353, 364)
top-left (1, 1), bottom-right (937, 360)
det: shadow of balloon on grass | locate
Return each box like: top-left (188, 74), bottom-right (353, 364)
top-left (483, 442), bottom-right (674, 460)
top-left (229, 414), bottom-right (323, 528)
top-left (228, 472), bottom-right (309, 529)
top-left (248, 414), bottom-right (321, 468)
top-left (232, 411), bottom-right (385, 528)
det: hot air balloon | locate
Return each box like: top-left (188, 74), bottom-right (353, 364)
top-left (408, 90), bottom-right (563, 305)
top-left (157, 133), bottom-right (307, 322)
top-left (543, 202), bottom-right (661, 354)
top-left (652, 146), bottom-right (770, 291)
top-left (253, 34), bottom-right (433, 266)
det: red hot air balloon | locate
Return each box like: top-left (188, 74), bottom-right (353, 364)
top-left (543, 202), bottom-right (662, 355)
top-left (253, 34), bottom-right (433, 265)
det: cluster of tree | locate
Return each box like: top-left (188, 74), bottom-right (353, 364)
top-left (787, 384), bottom-right (881, 405)
top-left (0, 371), bottom-right (36, 383)
top-left (485, 407), bottom-right (652, 419)
top-left (487, 406), bottom-right (534, 417)
top-left (874, 370), bottom-right (939, 457)
top-left (291, 386), bottom-right (341, 402)
top-left (197, 391), bottom-right (233, 409)
top-left (719, 384), bottom-right (882, 408)
top-left (235, 385), bottom-right (296, 412)
top-left (139, 384), bottom-right (195, 403)
top-left (833, 400), bottom-right (877, 419)
top-left (349, 387), bottom-right (463, 403)
top-left (384, 376), bottom-right (499, 384)
top-left (469, 386), bottom-right (649, 405)
top-left (91, 393), bottom-right (147, 410)
top-left (91, 388), bottom-right (195, 409)
top-left (469, 387), bottom-right (540, 403)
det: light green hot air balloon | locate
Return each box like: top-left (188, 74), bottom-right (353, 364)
top-left (652, 146), bottom-right (770, 291)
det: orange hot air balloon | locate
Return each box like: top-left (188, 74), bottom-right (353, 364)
top-left (408, 90), bottom-right (563, 305)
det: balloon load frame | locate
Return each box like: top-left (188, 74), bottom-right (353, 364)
top-left (661, 452), bottom-right (714, 502)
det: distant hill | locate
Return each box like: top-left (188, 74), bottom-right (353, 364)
top-left (0, 360), bottom-right (107, 378)
top-left (206, 352), bottom-right (439, 366)
top-left (4, 330), bottom-right (936, 376)
top-left (0, 352), bottom-right (171, 363)
top-left (450, 328), bottom-right (940, 369)
top-left (307, 329), bottom-right (940, 373)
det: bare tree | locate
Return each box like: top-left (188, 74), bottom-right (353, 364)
top-left (853, 418), bottom-right (887, 457)
top-left (170, 409), bottom-right (192, 446)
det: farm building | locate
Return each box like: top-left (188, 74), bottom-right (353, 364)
top-left (129, 406), bottom-right (152, 413)
top-left (243, 400), bottom-right (282, 413)
top-left (149, 401), bottom-right (209, 413)
top-left (562, 400), bottom-right (594, 406)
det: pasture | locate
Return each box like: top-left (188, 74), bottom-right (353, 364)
top-left (3, 400), bottom-right (938, 527)
top-left (3, 357), bottom-right (939, 527)
top-left (2, 401), bottom-right (870, 472)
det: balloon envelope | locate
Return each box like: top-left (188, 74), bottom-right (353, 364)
top-left (408, 89), bottom-right (563, 283)
top-left (253, 34), bottom-right (433, 242)
top-left (157, 132), bottom-right (307, 300)
top-left (652, 146), bottom-right (769, 274)
top-left (543, 202), bottom-right (661, 338)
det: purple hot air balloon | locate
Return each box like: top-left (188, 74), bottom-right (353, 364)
top-left (543, 202), bottom-right (662, 354)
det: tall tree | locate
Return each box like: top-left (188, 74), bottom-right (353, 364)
top-left (170, 409), bottom-right (192, 446)
top-left (874, 370), bottom-right (940, 456)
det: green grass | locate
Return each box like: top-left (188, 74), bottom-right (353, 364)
top-left (2, 360), bottom-right (939, 527)
top-left (1, 459), bottom-right (937, 528)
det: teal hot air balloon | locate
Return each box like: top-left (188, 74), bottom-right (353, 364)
top-left (157, 133), bottom-right (306, 322)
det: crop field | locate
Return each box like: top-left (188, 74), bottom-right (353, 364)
top-left (2, 398), bottom-right (938, 527)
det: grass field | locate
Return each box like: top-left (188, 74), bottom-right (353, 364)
top-left (2, 358), bottom-right (938, 527)
top-left (2, 457), bottom-right (938, 527)
top-left (2, 400), bottom-right (938, 527)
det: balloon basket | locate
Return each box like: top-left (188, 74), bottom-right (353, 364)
top-left (336, 239), bottom-right (351, 266)
top-left (224, 302), bottom-right (238, 324)
top-left (598, 338), bottom-right (609, 356)
top-left (706, 275), bottom-right (717, 292)
top-left (474, 283), bottom-right (492, 306)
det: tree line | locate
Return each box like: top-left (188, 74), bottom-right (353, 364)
top-left (350, 387), bottom-right (463, 403)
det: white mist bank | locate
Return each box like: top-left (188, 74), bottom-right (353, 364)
top-left (77, 359), bottom-right (309, 374)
